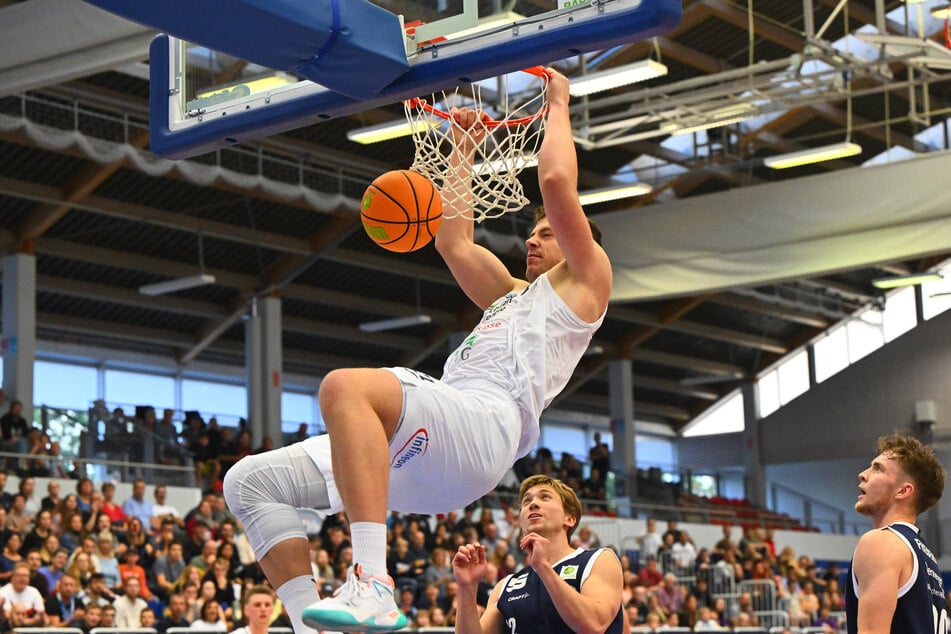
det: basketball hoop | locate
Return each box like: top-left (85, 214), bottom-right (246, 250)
top-left (404, 67), bottom-right (550, 222)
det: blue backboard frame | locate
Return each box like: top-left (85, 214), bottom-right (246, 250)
top-left (150, 0), bottom-right (681, 159)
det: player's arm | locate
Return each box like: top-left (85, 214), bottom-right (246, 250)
top-left (536, 69), bottom-right (612, 318)
top-left (534, 549), bottom-right (622, 634)
top-left (453, 543), bottom-right (504, 634)
top-left (434, 107), bottom-right (521, 310)
top-left (852, 529), bottom-right (909, 634)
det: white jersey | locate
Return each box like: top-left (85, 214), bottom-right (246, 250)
top-left (442, 272), bottom-right (606, 458)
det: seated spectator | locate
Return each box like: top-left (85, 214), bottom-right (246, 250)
top-left (0, 562), bottom-right (46, 626)
top-left (122, 479), bottom-right (153, 530)
top-left (79, 572), bottom-right (117, 608)
top-left (156, 592), bottom-right (190, 634)
top-left (190, 599), bottom-right (227, 631)
top-left (151, 486), bottom-right (185, 533)
top-left (69, 602), bottom-right (101, 634)
top-left (152, 540), bottom-right (186, 602)
top-left (65, 551), bottom-right (93, 590)
top-left (24, 550), bottom-right (49, 599)
top-left (99, 483), bottom-right (126, 527)
top-left (0, 533), bottom-right (22, 584)
top-left (40, 548), bottom-right (69, 596)
top-left (6, 494), bottom-right (32, 534)
top-left (139, 606), bottom-right (157, 629)
top-left (92, 532), bottom-right (121, 591)
top-left (45, 573), bottom-right (81, 627)
top-left (636, 557), bottom-right (663, 592)
top-left (694, 605), bottom-right (722, 630)
top-left (113, 576), bottom-right (148, 629)
top-left (41, 481), bottom-right (61, 513)
top-left (21, 509), bottom-right (54, 557)
top-left (656, 572), bottom-right (685, 618)
top-left (0, 401), bottom-right (31, 470)
top-left (118, 549), bottom-right (153, 602)
top-left (100, 604), bottom-right (117, 628)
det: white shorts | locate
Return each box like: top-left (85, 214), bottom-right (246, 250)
top-left (300, 367), bottom-right (522, 514)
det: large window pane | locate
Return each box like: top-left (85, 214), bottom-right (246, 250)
top-left (883, 287), bottom-right (917, 342)
top-left (540, 424), bottom-right (586, 462)
top-left (846, 314), bottom-right (884, 363)
top-left (282, 391), bottom-right (319, 434)
top-left (182, 379), bottom-right (246, 424)
top-left (105, 369), bottom-right (175, 411)
top-left (682, 391), bottom-right (744, 437)
top-left (777, 349), bottom-right (809, 405)
top-left (814, 326), bottom-right (848, 383)
top-left (757, 369), bottom-right (780, 418)
top-left (35, 361), bottom-right (98, 409)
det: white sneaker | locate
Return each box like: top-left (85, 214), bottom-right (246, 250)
top-left (302, 564), bottom-right (408, 632)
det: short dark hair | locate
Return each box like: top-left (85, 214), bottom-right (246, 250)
top-left (534, 206), bottom-right (602, 246)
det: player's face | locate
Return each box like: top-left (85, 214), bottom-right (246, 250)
top-left (855, 450), bottom-right (907, 517)
top-left (525, 218), bottom-right (564, 281)
top-left (244, 595), bottom-right (274, 624)
top-left (519, 484), bottom-right (574, 534)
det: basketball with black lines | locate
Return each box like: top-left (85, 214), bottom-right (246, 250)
top-left (361, 170), bottom-right (443, 252)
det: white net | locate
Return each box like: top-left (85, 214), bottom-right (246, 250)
top-left (404, 68), bottom-right (549, 223)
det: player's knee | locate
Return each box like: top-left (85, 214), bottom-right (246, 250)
top-left (222, 452), bottom-right (261, 518)
top-left (317, 368), bottom-right (356, 421)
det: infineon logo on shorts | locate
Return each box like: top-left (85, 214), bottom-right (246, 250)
top-left (390, 428), bottom-right (429, 469)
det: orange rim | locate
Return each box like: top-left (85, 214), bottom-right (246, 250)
top-left (405, 66), bottom-right (550, 129)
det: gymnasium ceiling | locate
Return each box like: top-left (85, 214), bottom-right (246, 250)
top-left (0, 0), bottom-right (950, 434)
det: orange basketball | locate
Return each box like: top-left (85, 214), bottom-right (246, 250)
top-left (361, 170), bottom-right (443, 253)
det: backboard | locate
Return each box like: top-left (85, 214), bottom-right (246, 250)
top-left (142, 0), bottom-right (681, 158)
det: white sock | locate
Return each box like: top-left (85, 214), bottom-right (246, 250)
top-left (350, 521), bottom-right (387, 575)
top-left (277, 574), bottom-right (320, 634)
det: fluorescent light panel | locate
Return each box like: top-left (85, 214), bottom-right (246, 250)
top-left (660, 114), bottom-right (754, 136)
top-left (578, 183), bottom-right (652, 205)
top-left (569, 60), bottom-right (668, 97)
top-left (347, 118), bottom-right (438, 145)
top-left (139, 273), bottom-right (216, 296)
top-left (359, 314), bottom-right (432, 332)
top-left (871, 272), bottom-right (943, 289)
top-left (763, 141), bottom-right (862, 169)
top-left (933, 4), bottom-right (951, 19)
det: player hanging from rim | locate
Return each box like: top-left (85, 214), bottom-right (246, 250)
top-left (845, 434), bottom-right (947, 634)
top-left (453, 474), bottom-right (625, 634)
top-left (222, 67), bottom-right (612, 633)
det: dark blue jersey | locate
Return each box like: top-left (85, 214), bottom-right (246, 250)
top-left (495, 547), bottom-right (623, 634)
top-left (846, 522), bottom-right (949, 634)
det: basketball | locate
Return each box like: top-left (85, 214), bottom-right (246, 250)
top-left (361, 170), bottom-right (443, 253)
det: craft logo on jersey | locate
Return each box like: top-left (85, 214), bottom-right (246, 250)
top-left (391, 428), bottom-right (429, 469)
top-left (559, 564), bottom-right (579, 580)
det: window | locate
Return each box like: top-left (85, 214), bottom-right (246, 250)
top-left (35, 361), bottom-right (97, 409)
top-left (282, 391), bottom-right (319, 433)
top-left (756, 370), bottom-right (780, 418)
top-left (105, 369), bottom-right (175, 411)
top-left (922, 274), bottom-right (951, 321)
top-left (882, 286), bottom-right (917, 342)
top-left (777, 349), bottom-right (809, 404)
top-left (846, 312), bottom-right (884, 363)
top-left (539, 424), bottom-right (587, 462)
top-left (681, 390), bottom-right (744, 437)
top-left (814, 325), bottom-right (848, 383)
top-left (182, 379), bottom-right (246, 422)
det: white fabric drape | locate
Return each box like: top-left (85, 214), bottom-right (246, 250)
top-left (599, 151), bottom-right (951, 302)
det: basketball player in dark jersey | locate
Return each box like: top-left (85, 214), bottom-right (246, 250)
top-left (453, 475), bottom-right (624, 634)
top-left (846, 434), bottom-right (947, 634)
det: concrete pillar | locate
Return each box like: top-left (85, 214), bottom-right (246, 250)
top-left (245, 297), bottom-right (283, 447)
top-left (741, 382), bottom-right (766, 508)
top-left (2, 254), bottom-right (36, 419)
top-left (608, 359), bottom-right (637, 513)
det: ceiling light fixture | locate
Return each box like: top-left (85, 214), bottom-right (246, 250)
top-left (578, 183), bottom-right (652, 205)
top-left (871, 272), bottom-right (944, 289)
top-left (347, 118), bottom-right (438, 145)
top-left (763, 141), bottom-right (863, 169)
top-left (139, 273), bottom-right (216, 296)
top-left (568, 59), bottom-right (669, 97)
top-left (659, 113), bottom-right (754, 136)
top-left (932, 4), bottom-right (951, 19)
top-left (358, 314), bottom-right (433, 332)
